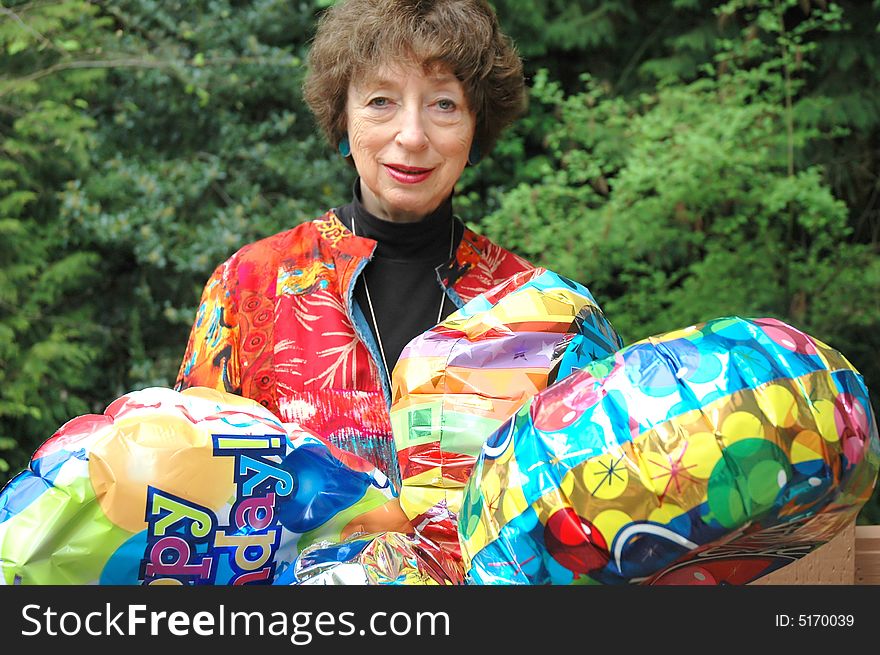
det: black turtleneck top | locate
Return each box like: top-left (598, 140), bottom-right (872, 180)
top-left (335, 181), bottom-right (464, 377)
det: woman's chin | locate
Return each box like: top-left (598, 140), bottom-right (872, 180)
top-left (376, 195), bottom-right (443, 223)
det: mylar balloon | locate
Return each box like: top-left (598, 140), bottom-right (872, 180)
top-left (0, 387), bottom-right (409, 585)
top-left (390, 268), bottom-right (621, 550)
top-left (277, 531), bottom-right (465, 585)
top-left (460, 317), bottom-right (880, 585)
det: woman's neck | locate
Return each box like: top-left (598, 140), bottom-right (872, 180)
top-left (358, 177), bottom-right (451, 224)
top-left (336, 180), bottom-right (456, 264)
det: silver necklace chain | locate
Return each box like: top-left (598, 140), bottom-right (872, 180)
top-left (352, 215), bottom-right (455, 383)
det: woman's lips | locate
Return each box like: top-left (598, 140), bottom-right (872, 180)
top-left (383, 164), bottom-right (434, 184)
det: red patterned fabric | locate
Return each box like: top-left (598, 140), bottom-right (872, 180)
top-left (176, 210), bottom-right (532, 485)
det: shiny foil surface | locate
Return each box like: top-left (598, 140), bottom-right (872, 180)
top-left (278, 531), bottom-right (465, 585)
top-left (0, 387), bottom-right (407, 585)
top-left (2, 270), bottom-right (876, 587)
top-left (391, 269), bottom-right (622, 550)
top-left (459, 317), bottom-right (880, 584)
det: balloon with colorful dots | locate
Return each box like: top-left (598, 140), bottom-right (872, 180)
top-left (460, 317), bottom-right (880, 585)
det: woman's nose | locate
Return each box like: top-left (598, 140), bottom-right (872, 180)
top-left (394, 106), bottom-right (429, 150)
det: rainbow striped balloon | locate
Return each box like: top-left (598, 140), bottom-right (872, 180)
top-left (390, 268), bottom-right (622, 549)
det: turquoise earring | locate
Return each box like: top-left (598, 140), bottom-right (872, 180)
top-left (338, 135), bottom-right (351, 157)
top-left (467, 142), bottom-right (481, 166)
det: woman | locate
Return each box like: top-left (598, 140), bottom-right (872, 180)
top-left (175, 0), bottom-right (532, 488)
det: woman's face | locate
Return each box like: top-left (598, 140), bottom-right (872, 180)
top-left (346, 63), bottom-right (475, 223)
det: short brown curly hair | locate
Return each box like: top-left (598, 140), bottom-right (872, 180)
top-left (303, 0), bottom-right (525, 156)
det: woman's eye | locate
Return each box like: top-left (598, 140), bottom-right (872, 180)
top-left (368, 97), bottom-right (390, 108)
top-left (436, 98), bottom-right (456, 111)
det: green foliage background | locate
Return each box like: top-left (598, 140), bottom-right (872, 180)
top-left (1, 0), bottom-right (878, 521)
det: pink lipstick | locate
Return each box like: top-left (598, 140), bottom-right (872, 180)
top-left (383, 164), bottom-right (433, 184)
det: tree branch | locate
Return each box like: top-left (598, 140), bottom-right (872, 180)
top-left (0, 54), bottom-right (298, 98)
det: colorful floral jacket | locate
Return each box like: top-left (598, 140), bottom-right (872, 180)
top-left (175, 210), bottom-right (533, 487)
